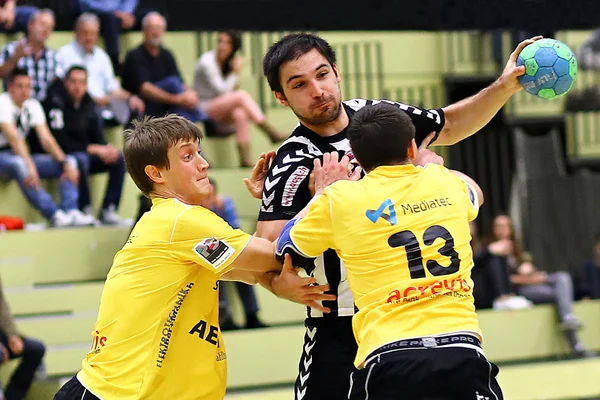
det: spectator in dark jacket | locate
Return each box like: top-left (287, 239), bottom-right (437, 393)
top-left (578, 233), bottom-right (600, 300)
top-left (43, 65), bottom-right (129, 225)
top-left (121, 12), bottom-right (207, 123)
top-left (0, 275), bottom-right (45, 400)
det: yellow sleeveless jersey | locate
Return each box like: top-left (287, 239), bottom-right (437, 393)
top-left (77, 198), bottom-right (252, 399)
top-left (288, 164), bottom-right (481, 367)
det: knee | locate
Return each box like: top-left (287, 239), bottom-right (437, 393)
top-left (553, 271), bottom-right (572, 284)
top-left (24, 338), bottom-right (46, 361)
top-left (9, 157), bottom-right (28, 180)
top-left (232, 90), bottom-right (252, 104)
top-left (231, 107), bottom-right (248, 122)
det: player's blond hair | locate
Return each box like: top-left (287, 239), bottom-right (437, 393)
top-left (124, 114), bottom-right (203, 196)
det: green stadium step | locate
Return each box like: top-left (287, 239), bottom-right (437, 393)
top-left (0, 227), bottom-right (130, 284)
top-left (480, 301), bottom-right (600, 362)
top-left (15, 314), bottom-right (97, 347)
top-left (6, 282), bottom-right (104, 317)
top-left (0, 259), bottom-right (34, 287)
top-left (224, 284), bottom-right (306, 327)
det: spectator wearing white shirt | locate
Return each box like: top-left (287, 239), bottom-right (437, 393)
top-left (57, 13), bottom-right (144, 131)
top-left (0, 68), bottom-right (95, 227)
top-left (193, 31), bottom-right (286, 167)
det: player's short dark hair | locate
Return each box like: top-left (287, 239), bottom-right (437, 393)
top-left (347, 103), bottom-right (415, 172)
top-left (263, 33), bottom-right (336, 93)
top-left (7, 67), bottom-right (30, 84)
top-left (65, 65), bottom-right (87, 80)
top-left (124, 114), bottom-right (204, 197)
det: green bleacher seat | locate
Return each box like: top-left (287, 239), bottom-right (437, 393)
top-left (6, 282), bottom-right (103, 316)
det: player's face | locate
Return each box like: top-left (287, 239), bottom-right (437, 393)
top-left (493, 215), bottom-right (512, 240)
top-left (275, 49), bottom-right (343, 126)
top-left (162, 140), bottom-right (211, 205)
top-left (8, 75), bottom-right (32, 106)
top-left (76, 21), bottom-right (99, 53)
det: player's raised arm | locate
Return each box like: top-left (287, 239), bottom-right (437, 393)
top-left (436, 36), bottom-right (543, 146)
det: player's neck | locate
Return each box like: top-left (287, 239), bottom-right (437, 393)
top-left (150, 188), bottom-right (202, 207)
top-left (301, 106), bottom-right (350, 137)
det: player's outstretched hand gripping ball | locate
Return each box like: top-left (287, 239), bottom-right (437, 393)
top-left (516, 38), bottom-right (578, 99)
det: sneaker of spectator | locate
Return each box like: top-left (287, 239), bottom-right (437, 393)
top-left (51, 210), bottom-right (73, 228)
top-left (68, 209), bottom-right (96, 226)
top-left (492, 294), bottom-right (533, 311)
top-left (559, 313), bottom-right (583, 331)
top-left (100, 204), bottom-right (133, 226)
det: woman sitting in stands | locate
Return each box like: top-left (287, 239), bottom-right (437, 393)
top-left (193, 31), bottom-right (286, 167)
top-left (485, 214), bottom-right (592, 358)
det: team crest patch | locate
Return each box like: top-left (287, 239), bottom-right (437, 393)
top-left (193, 238), bottom-right (235, 269)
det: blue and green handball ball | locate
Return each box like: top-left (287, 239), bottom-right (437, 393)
top-left (516, 38), bottom-right (578, 99)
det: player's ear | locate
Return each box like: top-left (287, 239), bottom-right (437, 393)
top-left (407, 139), bottom-right (418, 161)
top-left (274, 90), bottom-right (289, 107)
top-left (333, 64), bottom-right (341, 83)
top-left (145, 165), bottom-right (165, 184)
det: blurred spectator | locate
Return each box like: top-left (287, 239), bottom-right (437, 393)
top-left (0, 68), bottom-right (94, 228)
top-left (43, 66), bottom-right (129, 225)
top-left (489, 214), bottom-right (591, 357)
top-left (0, 1), bottom-right (36, 34)
top-left (202, 178), bottom-right (267, 330)
top-left (470, 221), bottom-right (532, 311)
top-left (0, 9), bottom-right (62, 102)
top-left (121, 12), bottom-right (208, 123)
top-left (56, 13), bottom-right (144, 132)
top-left (577, 233), bottom-right (600, 300)
top-left (193, 31), bottom-right (287, 167)
top-left (0, 274), bottom-right (45, 400)
top-left (578, 29), bottom-right (600, 70)
top-left (73, 0), bottom-right (151, 73)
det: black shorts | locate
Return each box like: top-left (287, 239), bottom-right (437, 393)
top-left (54, 376), bottom-right (100, 400)
top-left (349, 333), bottom-right (503, 400)
top-left (295, 316), bottom-right (358, 400)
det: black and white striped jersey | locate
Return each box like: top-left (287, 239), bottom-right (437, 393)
top-left (258, 98), bottom-right (445, 318)
top-left (0, 40), bottom-right (63, 101)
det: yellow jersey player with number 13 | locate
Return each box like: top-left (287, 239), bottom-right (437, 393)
top-left (277, 103), bottom-right (504, 400)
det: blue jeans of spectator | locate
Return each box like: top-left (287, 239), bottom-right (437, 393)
top-left (0, 333), bottom-right (45, 400)
top-left (149, 75), bottom-right (209, 122)
top-left (0, 151), bottom-right (78, 220)
top-left (72, 152), bottom-right (125, 212)
top-left (0, 6), bottom-right (37, 34)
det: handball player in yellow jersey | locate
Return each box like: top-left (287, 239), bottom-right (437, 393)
top-left (277, 103), bottom-right (503, 400)
top-left (54, 115), bottom-right (306, 400)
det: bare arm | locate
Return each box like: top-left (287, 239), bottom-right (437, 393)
top-left (449, 169), bottom-right (484, 207)
top-left (140, 82), bottom-right (179, 105)
top-left (34, 124), bottom-right (66, 162)
top-left (0, 49), bottom-right (21, 79)
top-left (1, 122), bottom-right (35, 169)
top-left (226, 236), bottom-right (279, 275)
top-left (436, 36), bottom-right (542, 146)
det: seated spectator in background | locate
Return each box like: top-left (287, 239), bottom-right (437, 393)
top-left (0, 68), bottom-right (94, 228)
top-left (193, 31), bottom-right (286, 167)
top-left (489, 214), bottom-right (591, 357)
top-left (578, 233), bottom-right (600, 300)
top-left (201, 178), bottom-right (268, 330)
top-left (0, 274), bottom-right (45, 400)
top-left (470, 221), bottom-right (532, 311)
top-left (121, 12), bottom-right (208, 124)
top-left (74, 0), bottom-right (150, 74)
top-left (0, 9), bottom-right (61, 102)
top-left (43, 66), bottom-right (128, 226)
top-left (57, 13), bottom-right (144, 132)
top-left (0, 0), bottom-right (36, 34)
